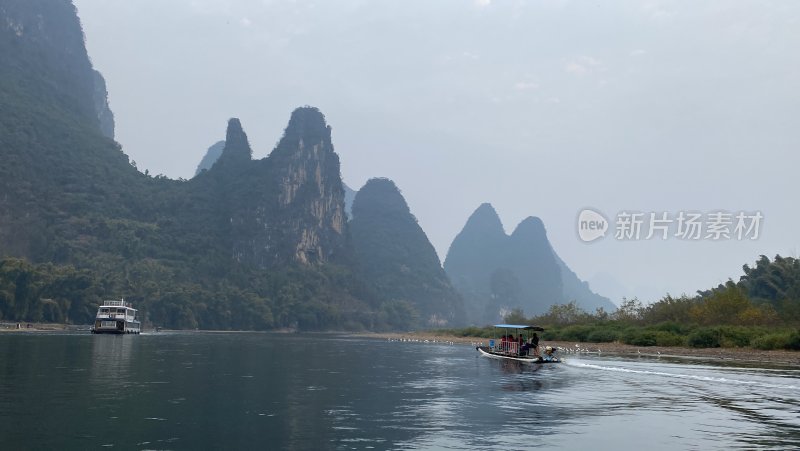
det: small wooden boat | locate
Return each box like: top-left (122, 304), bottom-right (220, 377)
top-left (476, 324), bottom-right (560, 363)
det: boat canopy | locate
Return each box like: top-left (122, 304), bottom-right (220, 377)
top-left (493, 324), bottom-right (544, 331)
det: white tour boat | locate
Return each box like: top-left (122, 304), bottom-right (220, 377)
top-left (91, 299), bottom-right (141, 334)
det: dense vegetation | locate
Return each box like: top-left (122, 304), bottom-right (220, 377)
top-left (0, 255), bottom-right (387, 331)
top-left (441, 255), bottom-right (800, 350)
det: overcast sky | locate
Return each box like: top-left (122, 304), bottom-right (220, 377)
top-left (73, 0), bottom-right (800, 305)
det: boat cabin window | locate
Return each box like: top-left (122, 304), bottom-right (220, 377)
top-left (116, 308), bottom-right (126, 314)
top-left (100, 308), bottom-right (109, 313)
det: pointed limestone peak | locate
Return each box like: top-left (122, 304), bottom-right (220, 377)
top-left (443, 202), bottom-right (507, 277)
top-left (224, 118), bottom-right (251, 157)
top-left (352, 178), bottom-right (410, 220)
top-left (287, 106), bottom-right (329, 137)
top-left (511, 216), bottom-right (548, 242)
top-left (279, 106), bottom-right (331, 147)
top-left (215, 118), bottom-right (252, 168)
top-left (462, 203), bottom-right (505, 237)
top-left (270, 106), bottom-right (333, 161)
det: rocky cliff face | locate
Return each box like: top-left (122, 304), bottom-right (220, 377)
top-left (92, 69), bottom-right (115, 139)
top-left (203, 109), bottom-right (347, 268)
top-left (268, 107), bottom-right (347, 266)
top-left (445, 203), bottom-right (611, 323)
top-left (350, 178), bottom-right (465, 327)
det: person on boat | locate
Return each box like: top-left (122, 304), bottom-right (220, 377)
top-left (530, 333), bottom-right (540, 357)
top-left (542, 345), bottom-right (556, 362)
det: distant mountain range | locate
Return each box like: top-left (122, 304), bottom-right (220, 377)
top-left (444, 203), bottom-right (614, 324)
top-left (0, 0), bottom-right (612, 330)
top-left (195, 141), bottom-right (226, 176)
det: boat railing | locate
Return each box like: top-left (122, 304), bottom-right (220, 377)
top-left (102, 300), bottom-right (134, 308)
top-left (97, 312), bottom-right (135, 320)
top-left (491, 341), bottom-right (520, 354)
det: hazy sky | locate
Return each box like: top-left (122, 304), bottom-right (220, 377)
top-left (73, 0), bottom-right (800, 305)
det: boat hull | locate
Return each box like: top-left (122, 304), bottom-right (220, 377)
top-left (91, 320), bottom-right (141, 334)
top-left (476, 346), bottom-right (560, 363)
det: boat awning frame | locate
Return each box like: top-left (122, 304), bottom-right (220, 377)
top-left (493, 324), bottom-right (544, 331)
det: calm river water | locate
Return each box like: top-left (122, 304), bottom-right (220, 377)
top-left (0, 332), bottom-right (798, 450)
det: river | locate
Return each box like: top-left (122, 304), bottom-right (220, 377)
top-left (0, 332), bottom-right (797, 450)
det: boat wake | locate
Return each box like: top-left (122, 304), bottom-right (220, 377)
top-left (564, 359), bottom-right (800, 391)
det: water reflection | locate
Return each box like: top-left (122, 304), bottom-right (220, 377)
top-left (89, 335), bottom-right (134, 388)
top-left (495, 359), bottom-right (545, 392)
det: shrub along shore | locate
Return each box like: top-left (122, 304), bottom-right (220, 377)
top-left (438, 322), bottom-right (800, 351)
top-left (425, 254), bottom-right (800, 358)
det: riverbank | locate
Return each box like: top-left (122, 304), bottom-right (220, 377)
top-left (0, 322), bottom-right (82, 332)
top-left (354, 331), bottom-right (800, 367)
top-left (4, 324), bottom-right (797, 366)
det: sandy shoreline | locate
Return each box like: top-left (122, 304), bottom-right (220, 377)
top-left (352, 331), bottom-right (800, 367)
